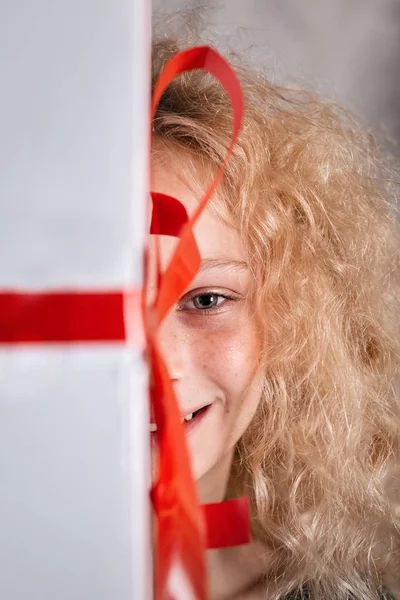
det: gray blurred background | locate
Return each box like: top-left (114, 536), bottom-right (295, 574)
top-left (153, 0), bottom-right (400, 156)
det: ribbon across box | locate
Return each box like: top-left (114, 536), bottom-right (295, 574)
top-left (0, 2), bottom-right (151, 600)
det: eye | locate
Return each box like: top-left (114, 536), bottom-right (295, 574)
top-left (192, 293), bottom-right (222, 310)
top-left (178, 292), bottom-right (233, 312)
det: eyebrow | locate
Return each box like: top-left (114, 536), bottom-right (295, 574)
top-left (199, 258), bottom-right (248, 272)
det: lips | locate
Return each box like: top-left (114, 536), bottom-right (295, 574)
top-left (149, 404), bottom-right (210, 433)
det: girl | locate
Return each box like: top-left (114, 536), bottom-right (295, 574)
top-left (150, 28), bottom-right (400, 600)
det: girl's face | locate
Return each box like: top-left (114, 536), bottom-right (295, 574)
top-left (150, 152), bottom-right (265, 502)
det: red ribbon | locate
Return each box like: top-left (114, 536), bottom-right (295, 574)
top-left (0, 291), bottom-right (128, 343)
top-left (148, 46), bottom-right (249, 600)
top-left (202, 497), bottom-right (250, 550)
top-left (150, 192), bottom-right (189, 238)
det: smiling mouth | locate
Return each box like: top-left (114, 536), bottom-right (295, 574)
top-left (149, 405), bottom-right (211, 433)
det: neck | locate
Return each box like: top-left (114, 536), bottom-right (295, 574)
top-left (197, 448), bottom-right (234, 504)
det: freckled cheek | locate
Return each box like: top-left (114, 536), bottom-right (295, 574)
top-left (185, 322), bottom-right (262, 399)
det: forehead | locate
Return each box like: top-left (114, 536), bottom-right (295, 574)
top-left (150, 146), bottom-right (245, 267)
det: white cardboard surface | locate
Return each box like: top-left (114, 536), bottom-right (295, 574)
top-left (0, 1), bottom-right (151, 599)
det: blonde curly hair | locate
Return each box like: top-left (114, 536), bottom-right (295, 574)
top-left (152, 26), bottom-right (400, 600)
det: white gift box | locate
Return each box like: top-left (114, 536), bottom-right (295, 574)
top-left (0, 1), bottom-right (151, 599)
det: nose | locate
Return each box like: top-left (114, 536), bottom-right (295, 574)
top-left (157, 311), bottom-right (187, 383)
top-left (150, 313), bottom-right (186, 423)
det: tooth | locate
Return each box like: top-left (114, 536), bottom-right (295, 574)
top-left (184, 413), bottom-right (194, 422)
top-left (149, 423), bottom-right (158, 432)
